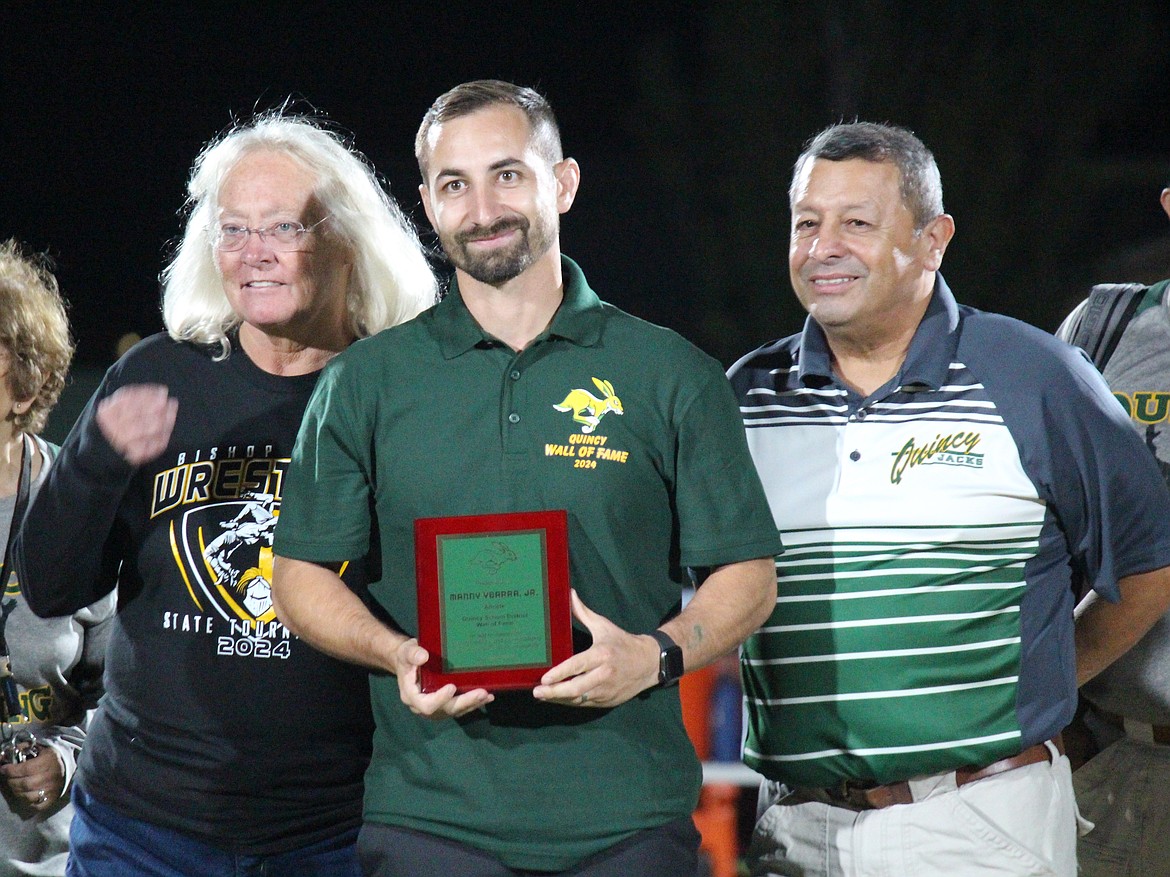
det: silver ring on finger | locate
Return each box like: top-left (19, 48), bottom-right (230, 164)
top-left (579, 692), bottom-right (589, 705)
top-left (36, 789), bottom-right (46, 805)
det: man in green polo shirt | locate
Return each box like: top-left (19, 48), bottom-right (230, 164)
top-left (270, 80), bottom-right (783, 876)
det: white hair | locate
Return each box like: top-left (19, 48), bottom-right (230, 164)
top-left (162, 112), bottom-right (437, 354)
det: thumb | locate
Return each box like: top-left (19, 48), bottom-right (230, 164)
top-left (570, 589), bottom-right (611, 636)
top-left (398, 638), bottom-right (429, 667)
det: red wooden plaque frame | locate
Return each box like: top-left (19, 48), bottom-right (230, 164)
top-left (415, 510), bottom-right (572, 692)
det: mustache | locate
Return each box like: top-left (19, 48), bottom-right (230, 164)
top-left (456, 216), bottom-right (529, 244)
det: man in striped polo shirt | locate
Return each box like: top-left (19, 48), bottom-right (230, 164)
top-left (729, 121), bottom-right (1170, 876)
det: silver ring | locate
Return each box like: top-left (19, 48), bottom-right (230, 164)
top-left (579, 692), bottom-right (589, 704)
top-left (36, 789), bottom-right (46, 804)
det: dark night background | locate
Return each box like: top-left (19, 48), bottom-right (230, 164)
top-left (4, 3), bottom-right (1170, 441)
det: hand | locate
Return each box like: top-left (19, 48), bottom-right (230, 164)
top-left (394, 637), bottom-right (493, 719)
top-left (533, 590), bottom-right (660, 708)
top-left (96, 384), bottom-right (178, 466)
top-left (1, 743), bottom-right (64, 811)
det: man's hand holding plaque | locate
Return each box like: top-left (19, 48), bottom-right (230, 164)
top-left (531, 589), bottom-right (661, 708)
top-left (393, 637), bottom-right (495, 719)
top-left (414, 510), bottom-right (574, 696)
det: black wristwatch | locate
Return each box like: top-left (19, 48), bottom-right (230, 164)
top-left (650, 630), bottom-right (684, 687)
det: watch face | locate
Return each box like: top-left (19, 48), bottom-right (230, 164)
top-left (652, 630), bottom-right (683, 686)
top-left (660, 645), bottom-right (684, 685)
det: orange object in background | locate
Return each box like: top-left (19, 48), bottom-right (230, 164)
top-left (693, 785), bottom-right (741, 877)
top-left (681, 663), bottom-right (717, 760)
top-left (681, 664), bottom-right (741, 877)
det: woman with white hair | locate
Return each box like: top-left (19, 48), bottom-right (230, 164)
top-left (14, 112), bottom-right (437, 876)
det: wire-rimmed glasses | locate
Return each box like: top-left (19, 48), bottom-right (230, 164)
top-left (213, 216), bottom-right (329, 252)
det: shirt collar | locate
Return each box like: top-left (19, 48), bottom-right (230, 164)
top-left (796, 274), bottom-right (961, 392)
top-left (430, 255), bottom-right (605, 358)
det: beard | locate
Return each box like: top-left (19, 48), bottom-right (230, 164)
top-left (441, 212), bottom-right (556, 286)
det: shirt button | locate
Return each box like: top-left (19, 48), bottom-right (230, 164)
top-left (849, 450), bottom-right (861, 461)
top-left (508, 413), bottom-right (521, 424)
top-left (510, 370), bottom-right (521, 381)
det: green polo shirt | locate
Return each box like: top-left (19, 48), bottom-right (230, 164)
top-left (274, 256), bottom-right (782, 870)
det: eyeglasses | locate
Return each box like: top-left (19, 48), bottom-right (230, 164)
top-left (213, 216), bottom-right (330, 252)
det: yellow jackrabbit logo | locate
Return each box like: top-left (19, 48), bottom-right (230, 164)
top-left (553, 377), bottom-right (624, 433)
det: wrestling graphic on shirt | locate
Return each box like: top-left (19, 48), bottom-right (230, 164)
top-left (200, 493), bottom-right (279, 619)
top-left (153, 448), bottom-right (325, 658)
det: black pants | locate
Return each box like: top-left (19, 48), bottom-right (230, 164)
top-left (357, 817), bottom-right (700, 877)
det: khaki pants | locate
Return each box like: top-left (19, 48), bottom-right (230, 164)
top-left (747, 745), bottom-right (1079, 876)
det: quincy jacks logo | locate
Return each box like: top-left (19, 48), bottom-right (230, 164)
top-left (470, 542), bottom-right (519, 576)
top-left (553, 377), bottom-right (623, 433)
top-left (546, 377), bottom-right (631, 470)
top-left (890, 431), bottom-right (983, 484)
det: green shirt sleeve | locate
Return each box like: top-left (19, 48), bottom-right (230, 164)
top-left (273, 357), bottom-right (374, 562)
top-left (674, 362), bottom-right (784, 568)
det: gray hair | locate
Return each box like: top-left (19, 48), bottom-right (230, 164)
top-left (791, 122), bottom-right (944, 231)
top-left (163, 112), bottom-right (437, 355)
top-left (415, 80), bottom-right (562, 181)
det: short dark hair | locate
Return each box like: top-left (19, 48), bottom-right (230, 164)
top-left (415, 80), bottom-right (563, 180)
top-left (791, 122), bottom-right (944, 230)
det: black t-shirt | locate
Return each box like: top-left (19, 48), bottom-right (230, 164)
top-left (16, 333), bottom-right (374, 855)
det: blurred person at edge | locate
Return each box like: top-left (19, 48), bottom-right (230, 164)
top-left (12, 112), bottom-right (437, 876)
top-left (0, 240), bottom-right (113, 877)
top-left (1057, 182), bottom-right (1170, 876)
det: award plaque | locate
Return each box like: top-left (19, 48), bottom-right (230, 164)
top-left (414, 510), bottom-right (572, 692)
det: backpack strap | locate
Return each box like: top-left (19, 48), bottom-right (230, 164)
top-left (1063, 282), bottom-right (1152, 370)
